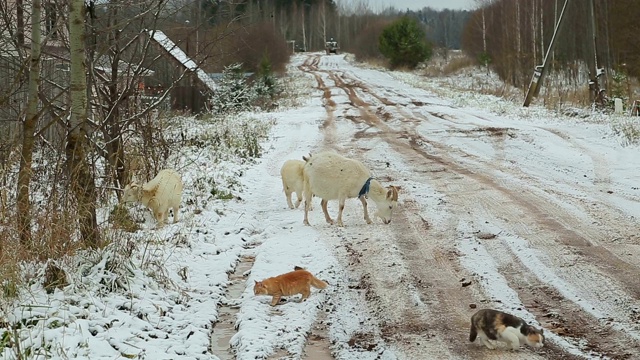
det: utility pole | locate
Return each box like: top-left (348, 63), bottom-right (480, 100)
top-left (301, 5), bottom-right (307, 51)
top-left (587, 0), bottom-right (602, 105)
top-left (523, 0), bottom-right (571, 107)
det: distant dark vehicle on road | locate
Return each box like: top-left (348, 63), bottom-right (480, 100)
top-left (325, 38), bottom-right (339, 55)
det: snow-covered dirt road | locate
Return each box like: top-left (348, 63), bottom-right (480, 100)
top-left (10, 52), bottom-right (639, 360)
top-left (270, 53), bottom-right (640, 359)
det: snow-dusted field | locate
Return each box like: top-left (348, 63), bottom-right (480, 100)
top-left (2, 53), bottom-right (640, 360)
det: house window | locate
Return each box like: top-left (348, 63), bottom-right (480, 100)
top-left (45, 3), bottom-right (58, 40)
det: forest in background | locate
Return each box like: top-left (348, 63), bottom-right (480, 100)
top-left (462, 0), bottom-right (640, 100)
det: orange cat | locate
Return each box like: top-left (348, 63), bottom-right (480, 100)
top-left (253, 267), bottom-right (328, 306)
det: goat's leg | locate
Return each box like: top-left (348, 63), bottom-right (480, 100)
top-left (360, 197), bottom-right (373, 224)
top-left (285, 188), bottom-right (294, 209)
top-left (336, 198), bottom-right (346, 227)
top-left (321, 199), bottom-right (334, 225)
top-left (172, 205), bottom-right (180, 223)
top-left (303, 188), bottom-right (313, 225)
top-left (294, 190), bottom-right (303, 209)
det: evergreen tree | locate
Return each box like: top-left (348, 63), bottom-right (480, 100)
top-left (211, 63), bottom-right (257, 114)
top-left (379, 17), bottom-right (432, 69)
top-left (255, 53), bottom-right (277, 99)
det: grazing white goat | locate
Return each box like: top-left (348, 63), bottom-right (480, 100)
top-left (122, 169), bottom-right (183, 227)
top-left (302, 151), bottom-right (399, 226)
top-left (280, 159), bottom-right (306, 209)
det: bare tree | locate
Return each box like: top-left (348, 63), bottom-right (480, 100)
top-left (16, 0), bottom-right (43, 246)
top-left (68, 0), bottom-right (99, 247)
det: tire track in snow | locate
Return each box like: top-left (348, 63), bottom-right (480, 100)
top-left (303, 62), bottom-right (569, 359)
top-left (308, 62), bottom-right (636, 360)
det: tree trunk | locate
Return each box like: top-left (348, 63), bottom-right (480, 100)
top-left (68, 0), bottom-right (99, 248)
top-left (104, 6), bottom-right (128, 192)
top-left (16, 0), bottom-right (25, 47)
top-left (17, 0), bottom-right (42, 246)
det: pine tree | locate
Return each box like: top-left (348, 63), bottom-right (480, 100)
top-left (379, 17), bottom-right (432, 69)
top-left (212, 63), bottom-right (257, 114)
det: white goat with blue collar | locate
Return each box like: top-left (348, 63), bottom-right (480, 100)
top-left (302, 151), bottom-right (399, 226)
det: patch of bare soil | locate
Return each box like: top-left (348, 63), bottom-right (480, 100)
top-left (209, 256), bottom-right (254, 359)
top-left (301, 296), bottom-right (334, 359)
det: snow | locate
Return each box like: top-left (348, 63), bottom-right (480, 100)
top-left (3, 52), bottom-right (640, 359)
top-left (149, 30), bottom-right (218, 93)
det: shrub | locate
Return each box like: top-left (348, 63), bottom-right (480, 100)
top-left (379, 17), bottom-right (432, 69)
top-left (351, 19), bottom-right (392, 62)
top-left (203, 21), bottom-right (290, 74)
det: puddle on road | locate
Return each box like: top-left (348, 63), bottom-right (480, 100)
top-left (210, 256), bottom-right (254, 360)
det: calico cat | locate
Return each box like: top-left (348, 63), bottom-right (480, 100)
top-left (254, 267), bottom-right (328, 306)
top-left (469, 309), bottom-right (545, 351)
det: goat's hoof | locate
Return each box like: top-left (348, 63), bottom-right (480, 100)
top-left (303, 220), bottom-right (310, 226)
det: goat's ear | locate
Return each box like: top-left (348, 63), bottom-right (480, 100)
top-left (386, 186), bottom-right (399, 201)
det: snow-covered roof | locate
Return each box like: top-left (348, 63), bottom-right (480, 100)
top-left (94, 57), bottom-right (155, 77)
top-left (148, 30), bottom-right (217, 93)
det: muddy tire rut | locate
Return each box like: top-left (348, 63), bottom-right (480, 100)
top-left (298, 54), bottom-right (640, 359)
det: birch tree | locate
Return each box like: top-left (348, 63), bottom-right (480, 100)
top-left (68, 0), bottom-right (99, 247)
top-left (16, 0), bottom-right (42, 246)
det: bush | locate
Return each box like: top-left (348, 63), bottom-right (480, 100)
top-left (204, 21), bottom-right (290, 74)
top-left (379, 17), bottom-right (432, 69)
top-left (351, 19), bottom-right (392, 62)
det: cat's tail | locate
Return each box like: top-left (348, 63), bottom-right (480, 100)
top-left (469, 322), bottom-right (478, 342)
top-left (310, 276), bottom-right (329, 289)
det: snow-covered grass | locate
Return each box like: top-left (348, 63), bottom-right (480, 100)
top-left (0, 63), bottom-right (316, 360)
top-left (0, 109), bottom-right (276, 359)
top-left (367, 51), bottom-right (640, 146)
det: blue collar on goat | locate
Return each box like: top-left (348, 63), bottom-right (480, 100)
top-left (358, 177), bottom-right (373, 199)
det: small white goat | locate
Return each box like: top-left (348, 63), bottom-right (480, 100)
top-left (302, 151), bottom-right (399, 226)
top-left (280, 159), bottom-right (306, 209)
top-left (122, 169), bottom-right (183, 227)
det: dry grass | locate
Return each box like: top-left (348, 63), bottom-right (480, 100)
top-left (611, 117), bottom-right (640, 145)
top-left (422, 51), bottom-right (476, 77)
top-left (0, 111), bottom-right (177, 300)
top-left (441, 55), bottom-right (476, 75)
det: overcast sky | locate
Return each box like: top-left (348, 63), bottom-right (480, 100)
top-left (338, 0), bottom-right (476, 12)
top-left (395, 0), bottom-right (475, 11)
